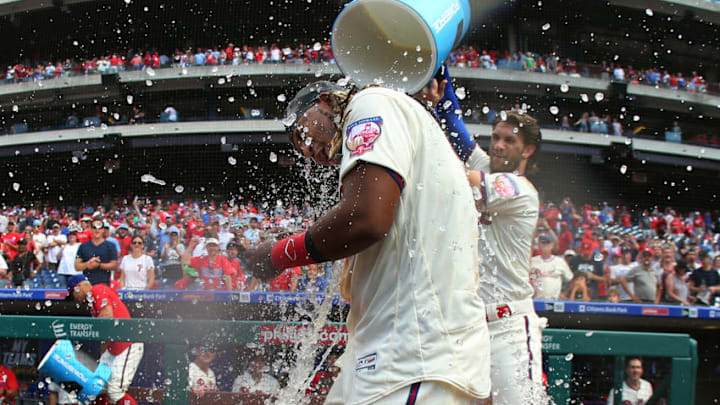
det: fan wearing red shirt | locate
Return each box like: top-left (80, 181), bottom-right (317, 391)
top-left (179, 238), bottom-right (235, 290)
top-left (2, 221), bottom-right (22, 260)
top-left (66, 275), bottom-right (143, 405)
top-left (77, 217), bottom-right (93, 243)
top-left (225, 243), bottom-right (247, 290)
top-left (0, 364), bottom-right (19, 405)
top-left (270, 267), bottom-right (302, 291)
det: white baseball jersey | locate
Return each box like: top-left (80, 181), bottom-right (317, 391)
top-left (610, 263), bottom-right (636, 301)
top-left (188, 362), bottom-right (217, 392)
top-left (606, 379), bottom-right (653, 405)
top-left (119, 254), bottom-right (154, 290)
top-left (327, 87), bottom-right (489, 405)
top-left (475, 170), bottom-right (539, 303)
top-left (530, 255), bottom-right (573, 300)
top-left (48, 381), bottom-right (78, 404)
top-left (231, 372), bottom-right (279, 394)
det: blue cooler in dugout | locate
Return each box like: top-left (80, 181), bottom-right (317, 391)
top-left (332, 0), bottom-right (471, 94)
top-left (38, 340), bottom-right (112, 404)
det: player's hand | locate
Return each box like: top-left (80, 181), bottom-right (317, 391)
top-left (414, 78), bottom-right (447, 108)
top-left (244, 240), bottom-right (278, 281)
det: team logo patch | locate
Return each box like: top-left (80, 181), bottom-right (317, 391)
top-left (346, 117), bottom-right (383, 156)
top-left (355, 352), bottom-right (377, 374)
top-left (493, 174), bottom-right (518, 198)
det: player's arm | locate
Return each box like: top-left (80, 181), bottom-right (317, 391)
top-left (245, 163), bottom-right (400, 280)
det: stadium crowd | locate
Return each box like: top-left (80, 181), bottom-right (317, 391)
top-left (2, 43), bottom-right (710, 96)
top-left (0, 196), bottom-right (718, 307)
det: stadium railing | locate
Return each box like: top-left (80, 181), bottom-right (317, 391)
top-left (0, 314), bottom-right (697, 405)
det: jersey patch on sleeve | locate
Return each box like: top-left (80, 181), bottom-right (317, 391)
top-left (345, 117), bottom-right (383, 156)
top-left (492, 174), bottom-right (519, 198)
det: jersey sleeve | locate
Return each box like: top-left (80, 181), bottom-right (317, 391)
top-left (481, 172), bottom-right (535, 216)
top-left (189, 256), bottom-right (202, 270)
top-left (465, 146), bottom-right (490, 172)
top-left (339, 90), bottom-right (414, 185)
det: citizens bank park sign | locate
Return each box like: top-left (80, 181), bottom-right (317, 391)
top-left (258, 325), bottom-right (348, 346)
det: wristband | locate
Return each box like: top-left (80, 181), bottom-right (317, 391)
top-left (270, 231), bottom-right (318, 270)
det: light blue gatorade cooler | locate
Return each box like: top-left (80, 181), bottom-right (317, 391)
top-left (332, 0), bottom-right (471, 94)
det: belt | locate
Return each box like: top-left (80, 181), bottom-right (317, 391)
top-left (485, 299), bottom-right (535, 322)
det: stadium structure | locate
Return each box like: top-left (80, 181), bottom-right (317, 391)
top-left (0, 0), bottom-right (717, 404)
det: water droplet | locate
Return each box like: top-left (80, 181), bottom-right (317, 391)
top-left (220, 136), bottom-right (226, 144)
top-left (580, 94), bottom-right (589, 102)
top-left (500, 111), bottom-right (507, 121)
top-left (549, 106), bottom-right (559, 115)
top-left (442, 100), bottom-right (453, 111)
top-left (145, 80), bottom-right (153, 87)
top-left (481, 106), bottom-right (490, 114)
top-left (38, 381), bottom-right (44, 389)
top-left (228, 156), bottom-right (237, 166)
top-left (217, 77), bottom-right (226, 85)
top-left (269, 152), bottom-right (278, 162)
top-left (246, 79), bottom-right (253, 87)
top-left (619, 165), bottom-right (627, 174)
top-left (140, 174), bottom-right (166, 186)
top-left (7, 172), bottom-right (13, 178)
top-left (313, 42), bottom-right (322, 51)
top-left (72, 40), bottom-right (79, 46)
top-left (455, 87), bottom-right (466, 100)
top-left (632, 115), bottom-right (640, 121)
top-left (282, 113), bottom-right (297, 127)
top-left (304, 137), bottom-right (313, 146)
top-left (12, 183), bottom-right (20, 191)
top-left (645, 8), bottom-right (654, 16)
top-left (585, 331), bottom-right (594, 337)
top-left (45, 300), bottom-right (52, 307)
top-left (145, 67), bottom-right (155, 76)
top-left (542, 22), bottom-right (551, 31)
top-left (565, 353), bottom-right (574, 361)
top-left (686, 165), bottom-right (693, 172)
top-left (228, 96), bottom-right (235, 103)
top-left (402, 76), bottom-right (409, 82)
top-left (560, 83), bottom-right (569, 93)
top-left (416, 183), bottom-right (424, 191)
top-left (35, 302), bottom-right (42, 310)
top-left (277, 94), bottom-right (287, 102)
top-left (416, 57), bottom-right (424, 63)
top-left (174, 185), bottom-right (184, 193)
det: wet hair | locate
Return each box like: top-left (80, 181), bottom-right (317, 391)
top-left (491, 110), bottom-right (542, 175)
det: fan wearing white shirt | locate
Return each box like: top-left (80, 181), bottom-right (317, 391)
top-left (118, 236), bottom-right (155, 290)
top-left (530, 234), bottom-right (573, 300)
top-left (56, 230), bottom-right (81, 287)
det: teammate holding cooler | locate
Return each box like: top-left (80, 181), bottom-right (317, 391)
top-left (245, 80), bottom-right (490, 404)
top-left (66, 274), bottom-right (143, 405)
top-left (437, 69), bottom-right (547, 404)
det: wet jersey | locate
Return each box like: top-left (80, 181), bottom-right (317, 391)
top-left (331, 87), bottom-right (489, 404)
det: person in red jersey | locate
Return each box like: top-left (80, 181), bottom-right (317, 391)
top-left (66, 275), bottom-right (143, 405)
top-left (0, 363), bottom-right (19, 404)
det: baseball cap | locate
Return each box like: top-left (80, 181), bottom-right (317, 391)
top-left (66, 274), bottom-right (88, 298)
top-left (538, 234), bottom-right (554, 244)
top-left (118, 223), bottom-right (129, 230)
top-left (91, 220), bottom-right (104, 229)
top-left (168, 226), bottom-right (180, 234)
top-left (283, 81), bottom-right (348, 129)
top-left (205, 238), bottom-right (219, 246)
top-left (52, 223), bottom-right (61, 228)
top-left (17, 238), bottom-right (27, 245)
top-left (563, 249), bottom-right (577, 257)
top-left (640, 247), bottom-right (654, 256)
top-left (81, 216), bottom-right (92, 222)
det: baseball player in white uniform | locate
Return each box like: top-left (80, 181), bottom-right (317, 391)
top-left (436, 70), bottom-right (547, 404)
top-left (245, 81), bottom-right (491, 404)
top-left (606, 357), bottom-right (653, 405)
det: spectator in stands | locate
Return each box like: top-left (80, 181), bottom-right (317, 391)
top-left (243, 217), bottom-right (261, 247)
top-left (606, 287), bottom-right (620, 303)
top-left (9, 239), bottom-right (39, 288)
top-left (160, 226), bottom-right (184, 287)
top-left (618, 248), bottom-right (660, 303)
top-left (688, 250), bottom-right (720, 305)
top-left (103, 221), bottom-right (121, 256)
top-left (224, 242), bottom-right (247, 290)
top-left (118, 236), bottom-right (155, 290)
top-left (128, 106), bottom-right (145, 124)
top-left (607, 357), bottom-right (653, 405)
top-left (0, 363), bottom-right (19, 405)
top-left (296, 263), bottom-right (327, 293)
top-left (231, 354), bottom-right (280, 396)
top-left (269, 267), bottom-right (302, 292)
top-left (663, 260), bottom-right (692, 306)
top-left (116, 224), bottom-right (132, 257)
top-left (74, 219), bottom-right (118, 286)
top-left (568, 241), bottom-right (607, 300)
top-left (2, 221), bottom-right (21, 261)
top-left (562, 271), bottom-right (590, 301)
top-left (609, 248), bottom-right (636, 302)
top-left (135, 225), bottom-right (158, 259)
top-left (178, 237), bottom-right (234, 290)
top-left (188, 345), bottom-right (217, 398)
top-left (0, 253), bottom-right (8, 288)
top-left (56, 229), bottom-right (81, 287)
top-left (530, 233), bottom-right (573, 300)
top-left (46, 223), bottom-right (66, 273)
